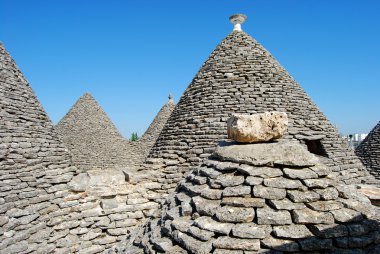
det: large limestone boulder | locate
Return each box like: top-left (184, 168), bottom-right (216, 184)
top-left (227, 112), bottom-right (288, 143)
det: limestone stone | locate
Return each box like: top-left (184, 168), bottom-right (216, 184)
top-left (227, 112), bottom-right (288, 143)
top-left (268, 199), bottom-right (306, 210)
top-left (283, 168), bottom-right (318, 180)
top-left (213, 236), bottom-right (260, 251)
top-left (273, 225), bottom-right (313, 239)
top-left (263, 177), bottom-right (303, 189)
top-left (215, 142), bottom-right (319, 167)
top-left (232, 224), bottom-right (271, 239)
top-left (223, 186), bottom-right (251, 197)
top-left (192, 196), bottom-right (220, 216)
top-left (309, 224), bottom-right (349, 238)
top-left (238, 165), bottom-right (283, 178)
top-left (187, 226), bottom-right (215, 241)
top-left (292, 208), bottom-right (334, 224)
top-left (306, 201), bottom-right (343, 211)
top-left (173, 230), bottom-right (213, 254)
top-left (257, 208), bottom-right (292, 225)
top-left (253, 186), bottom-right (286, 200)
top-left (287, 190), bottom-right (320, 202)
top-left (221, 197), bottom-right (265, 208)
top-left (194, 216), bottom-right (233, 235)
top-left (315, 187), bottom-right (339, 200)
top-left (215, 206), bottom-right (255, 223)
top-left (261, 236), bottom-right (299, 252)
top-left (330, 208), bottom-right (363, 223)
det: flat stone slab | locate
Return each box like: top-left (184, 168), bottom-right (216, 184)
top-left (214, 142), bottom-right (319, 167)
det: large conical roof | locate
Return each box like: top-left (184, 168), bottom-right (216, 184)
top-left (145, 16), bottom-right (372, 195)
top-left (0, 43), bottom-right (79, 252)
top-left (55, 93), bottom-right (137, 170)
top-left (356, 122), bottom-right (380, 179)
top-left (133, 141), bottom-right (380, 253)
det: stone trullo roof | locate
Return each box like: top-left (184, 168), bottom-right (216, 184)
top-left (0, 43), bottom-right (80, 253)
top-left (129, 95), bottom-right (176, 166)
top-left (356, 121), bottom-right (380, 179)
top-left (143, 14), bottom-right (373, 199)
top-left (132, 141), bottom-right (380, 253)
top-left (55, 92), bottom-right (138, 170)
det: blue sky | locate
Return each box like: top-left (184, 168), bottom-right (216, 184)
top-left (1, 0), bottom-right (379, 137)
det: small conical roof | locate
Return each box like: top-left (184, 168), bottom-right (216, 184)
top-left (137, 95), bottom-right (176, 158)
top-left (133, 141), bottom-right (379, 253)
top-left (356, 122), bottom-right (380, 179)
top-left (145, 15), bottom-right (372, 195)
top-left (55, 93), bottom-right (136, 170)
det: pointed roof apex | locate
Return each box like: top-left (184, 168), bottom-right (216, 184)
top-left (168, 93), bottom-right (174, 104)
top-left (229, 14), bottom-right (247, 31)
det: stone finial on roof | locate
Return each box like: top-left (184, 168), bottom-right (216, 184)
top-left (168, 93), bottom-right (174, 104)
top-left (230, 14), bottom-right (247, 31)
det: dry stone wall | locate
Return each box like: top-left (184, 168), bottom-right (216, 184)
top-left (142, 28), bottom-right (374, 202)
top-left (356, 122), bottom-right (380, 179)
top-left (132, 141), bottom-right (380, 253)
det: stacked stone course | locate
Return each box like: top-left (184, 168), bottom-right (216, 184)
top-left (356, 122), bottom-right (380, 179)
top-left (55, 93), bottom-right (175, 171)
top-left (133, 140), bottom-right (380, 253)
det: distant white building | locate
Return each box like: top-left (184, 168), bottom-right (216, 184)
top-left (342, 133), bottom-right (368, 149)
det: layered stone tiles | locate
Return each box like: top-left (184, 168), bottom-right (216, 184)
top-left (55, 92), bottom-right (175, 171)
top-left (132, 141), bottom-right (380, 253)
top-left (55, 92), bottom-right (137, 170)
top-left (142, 16), bottom-right (373, 202)
top-left (356, 122), bottom-right (380, 179)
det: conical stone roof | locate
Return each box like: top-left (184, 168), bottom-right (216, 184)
top-left (134, 95), bottom-right (176, 162)
top-left (133, 141), bottom-right (380, 253)
top-left (55, 93), bottom-right (138, 170)
top-left (0, 43), bottom-right (79, 252)
top-left (356, 122), bottom-right (380, 179)
top-left (0, 43), bottom-right (161, 254)
top-left (144, 15), bottom-right (372, 197)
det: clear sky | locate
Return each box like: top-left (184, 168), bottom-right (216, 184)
top-left (1, 0), bottom-right (379, 138)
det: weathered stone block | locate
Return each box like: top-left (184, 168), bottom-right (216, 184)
top-left (227, 112), bottom-right (288, 143)
top-left (215, 206), bottom-right (255, 223)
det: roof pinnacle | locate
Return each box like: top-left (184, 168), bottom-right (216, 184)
top-left (229, 14), bottom-right (247, 32)
top-left (168, 93), bottom-right (174, 104)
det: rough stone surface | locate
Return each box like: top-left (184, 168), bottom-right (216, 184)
top-left (356, 121), bottom-right (380, 179)
top-left (227, 112), bottom-right (288, 143)
top-left (130, 138), bottom-right (379, 253)
top-left (214, 142), bottom-right (319, 167)
top-left (55, 93), bottom-right (175, 170)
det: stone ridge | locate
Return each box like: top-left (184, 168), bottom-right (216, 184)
top-left (144, 29), bottom-right (373, 199)
top-left (131, 97), bottom-right (176, 166)
top-left (356, 121), bottom-right (380, 179)
top-left (55, 93), bottom-right (139, 170)
top-left (132, 142), bottom-right (380, 253)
